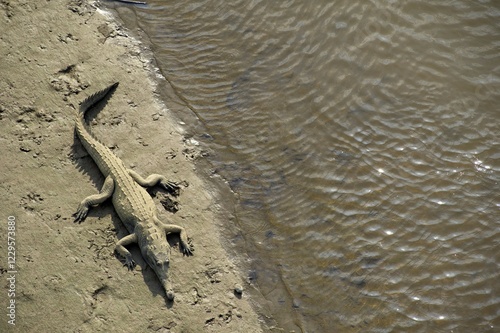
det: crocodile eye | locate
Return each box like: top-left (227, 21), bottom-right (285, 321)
top-left (154, 259), bottom-right (169, 266)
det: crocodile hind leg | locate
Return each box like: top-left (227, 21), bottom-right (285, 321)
top-left (73, 176), bottom-right (115, 223)
top-left (115, 233), bottom-right (138, 270)
top-left (128, 169), bottom-right (180, 195)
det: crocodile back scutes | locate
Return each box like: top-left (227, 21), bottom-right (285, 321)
top-left (76, 83), bottom-right (158, 231)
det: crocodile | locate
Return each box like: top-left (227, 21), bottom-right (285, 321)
top-left (72, 82), bottom-right (193, 301)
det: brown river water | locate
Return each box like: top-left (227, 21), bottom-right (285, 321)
top-left (107, 0), bottom-right (499, 332)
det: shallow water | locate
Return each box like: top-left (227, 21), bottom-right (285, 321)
top-left (110, 0), bottom-right (500, 331)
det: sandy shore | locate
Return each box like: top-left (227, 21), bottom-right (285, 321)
top-left (0, 1), bottom-right (280, 331)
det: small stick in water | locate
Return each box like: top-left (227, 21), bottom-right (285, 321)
top-left (111, 0), bottom-right (147, 5)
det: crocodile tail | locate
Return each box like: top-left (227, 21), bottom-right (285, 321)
top-left (79, 82), bottom-right (119, 116)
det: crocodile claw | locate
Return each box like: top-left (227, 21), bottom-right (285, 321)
top-left (182, 238), bottom-right (194, 256)
top-left (123, 256), bottom-right (136, 270)
top-left (160, 181), bottom-right (180, 196)
top-left (183, 247), bottom-right (193, 256)
top-left (73, 205), bottom-right (89, 223)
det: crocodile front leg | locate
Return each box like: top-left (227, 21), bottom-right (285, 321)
top-left (155, 217), bottom-right (194, 256)
top-left (128, 169), bottom-right (180, 195)
top-left (115, 233), bottom-right (138, 270)
top-left (73, 176), bottom-right (115, 223)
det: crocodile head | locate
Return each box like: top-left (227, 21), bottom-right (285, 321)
top-left (143, 244), bottom-right (175, 300)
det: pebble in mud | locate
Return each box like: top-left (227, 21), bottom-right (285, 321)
top-left (234, 284), bottom-right (243, 295)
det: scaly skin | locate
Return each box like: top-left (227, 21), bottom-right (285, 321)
top-left (73, 82), bottom-right (193, 301)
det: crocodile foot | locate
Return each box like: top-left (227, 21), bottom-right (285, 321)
top-left (181, 238), bottom-right (194, 256)
top-left (73, 204), bottom-right (89, 223)
top-left (160, 180), bottom-right (180, 196)
top-left (123, 255), bottom-right (136, 270)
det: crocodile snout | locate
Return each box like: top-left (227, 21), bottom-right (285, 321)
top-left (166, 288), bottom-right (175, 301)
